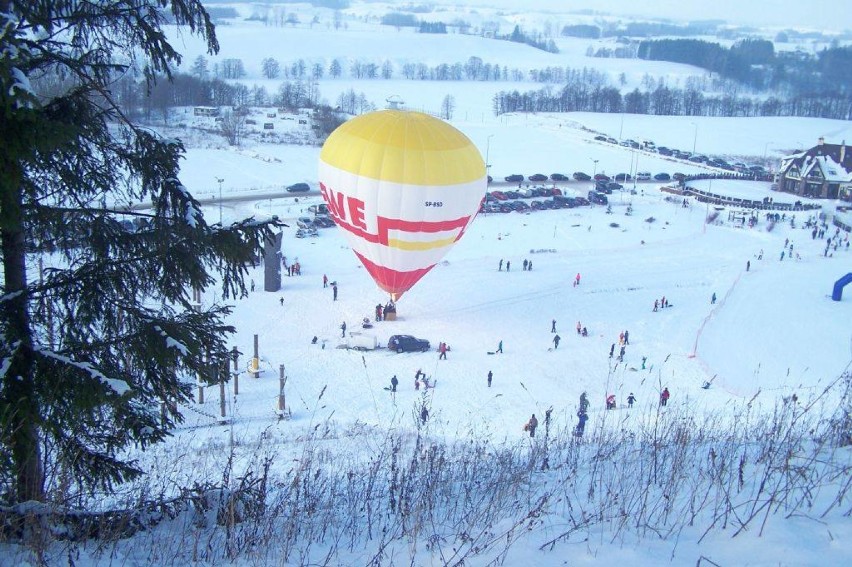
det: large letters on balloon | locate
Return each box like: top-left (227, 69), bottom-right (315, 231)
top-left (318, 110), bottom-right (486, 300)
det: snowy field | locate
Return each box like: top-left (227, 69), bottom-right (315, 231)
top-left (6, 2), bottom-right (852, 565)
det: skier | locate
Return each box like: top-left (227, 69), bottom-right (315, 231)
top-left (660, 387), bottom-right (670, 407)
top-left (279, 297), bottom-right (284, 306)
top-left (340, 321), bottom-right (347, 338)
top-left (250, 279), bottom-right (255, 292)
top-left (618, 345), bottom-right (626, 361)
top-left (579, 392), bottom-right (589, 413)
top-left (498, 259), bottom-right (503, 271)
top-left (552, 319), bottom-right (557, 333)
top-left (323, 274), bottom-right (328, 288)
top-left (575, 273), bottom-right (581, 287)
top-left (438, 342), bottom-right (448, 360)
top-left (627, 393), bottom-right (636, 408)
top-left (609, 343), bottom-right (615, 358)
top-left (711, 292), bottom-right (717, 304)
top-left (523, 259), bottom-right (528, 271)
top-left (487, 370), bottom-right (493, 387)
top-left (746, 260), bottom-right (751, 272)
top-left (653, 299), bottom-right (659, 312)
top-left (524, 414), bottom-right (538, 437)
top-left (390, 375), bottom-right (398, 392)
top-left (576, 410), bottom-right (588, 436)
top-left (606, 394), bottom-right (616, 410)
top-left (581, 327), bottom-right (588, 337)
top-left (623, 330), bottom-right (629, 345)
top-left (332, 283), bottom-right (338, 301)
top-left (552, 334), bottom-right (561, 349)
top-left (506, 260), bottom-right (511, 272)
top-left (528, 260), bottom-right (533, 271)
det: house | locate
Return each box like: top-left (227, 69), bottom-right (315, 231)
top-left (776, 138), bottom-right (852, 201)
top-left (193, 106), bottom-right (219, 117)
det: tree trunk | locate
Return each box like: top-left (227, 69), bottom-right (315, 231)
top-left (0, 156), bottom-right (44, 502)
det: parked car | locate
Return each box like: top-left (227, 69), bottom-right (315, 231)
top-left (504, 174), bottom-right (524, 183)
top-left (574, 196), bottom-right (590, 206)
top-left (636, 172), bottom-right (652, 181)
top-left (513, 201), bottom-right (530, 211)
top-left (594, 135), bottom-right (608, 142)
top-left (593, 173), bottom-right (610, 182)
top-left (314, 216), bottom-right (335, 228)
top-left (286, 182), bottom-right (310, 192)
top-left (654, 173), bottom-right (671, 181)
top-left (588, 191), bottom-right (608, 205)
top-left (528, 173), bottom-right (548, 182)
top-left (614, 173), bottom-right (632, 182)
top-left (550, 173), bottom-right (569, 181)
top-left (672, 172), bottom-right (686, 181)
top-left (490, 191), bottom-right (508, 200)
top-left (595, 181), bottom-right (611, 193)
top-left (504, 190), bottom-right (521, 199)
top-left (296, 217), bottom-right (315, 229)
top-left (518, 187), bottom-right (533, 198)
top-left (308, 203), bottom-right (329, 215)
top-left (531, 187), bottom-right (550, 197)
top-left (573, 171), bottom-right (591, 181)
top-left (498, 203), bottom-right (513, 213)
top-left (530, 200), bottom-right (544, 210)
top-left (657, 147), bottom-right (673, 156)
top-left (387, 335), bottom-right (430, 353)
top-left (607, 182), bottom-right (623, 192)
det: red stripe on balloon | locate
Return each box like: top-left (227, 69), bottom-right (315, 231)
top-left (354, 251), bottom-right (435, 298)
top-left (377, 214), bottom-right (473, 245)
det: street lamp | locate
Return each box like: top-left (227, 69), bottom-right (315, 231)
top-left (690, 122), bottom-right (698, 155)
top-left (485, 134), bottom-right (494, 183)
top-left (215, 177), bottom-right (224, 225)
top-left (591, 158), bottom-right (599, 178)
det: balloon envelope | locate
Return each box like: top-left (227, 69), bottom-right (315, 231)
top-left (318, 110), bottom-right (486, 300)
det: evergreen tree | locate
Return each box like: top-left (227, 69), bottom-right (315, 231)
top-left (0, 1), bottom-right (274, 503)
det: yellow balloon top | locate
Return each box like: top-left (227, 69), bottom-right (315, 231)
top-left (319, 110), bottom-right (485, 186)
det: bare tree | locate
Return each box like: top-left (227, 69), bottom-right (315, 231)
top-left (261, 57), bottom-right (280, 79)
top-left (441, 94), bottom-right (456, 120)
top-left (220, 109), bottom-right (246, 146)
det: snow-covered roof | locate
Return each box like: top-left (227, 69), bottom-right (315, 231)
top-left (780, 142), bottom-right (852, 182)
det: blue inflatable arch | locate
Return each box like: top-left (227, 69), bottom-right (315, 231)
top-left (832, 273), bottom-right (852, 301)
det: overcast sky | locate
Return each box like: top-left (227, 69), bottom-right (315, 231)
top-left (442, 0), bottom-right (851, 33)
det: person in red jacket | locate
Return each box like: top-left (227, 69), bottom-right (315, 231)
top-left (660, 387), bottom-right (670, 407)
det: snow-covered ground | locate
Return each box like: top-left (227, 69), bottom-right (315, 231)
top-left (7, 2), bottom-right (852, 565)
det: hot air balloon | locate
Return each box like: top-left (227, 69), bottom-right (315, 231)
top-left (318, 109), bottom-right (486, 302)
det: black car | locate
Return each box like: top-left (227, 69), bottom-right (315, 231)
top-left (573, 171), bottom-right (591, 181)
top-left (607, 182), bottom-right (623, 192)
top-left (594, 135), bottom-right (607, 142)
top-left (504, 190), bottom-right (521, 199)
top-left (504, 174), bottom-right (524, 182)
top-left (286, 182), bottom-right (310, 192)
top-left (387, 335), bottom-right (430, 353)
top-left (614, 173), bottom-right (631, 182)
top-left (654, 173), bottom-right (671, 181)
top-left (588, 191), bottom-right (608, 205)
top-left (550, 173), bottom-right (569, 181)
top-left (595, 181), bottom-right (611, 194)
top-left (528, 173), bottom-right (548, 182)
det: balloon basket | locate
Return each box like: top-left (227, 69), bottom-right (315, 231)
top-left (384, 311), bottom-right (397, 321)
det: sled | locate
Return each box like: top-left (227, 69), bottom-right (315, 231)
top-left (487, 351), bottom-right (496, 355)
